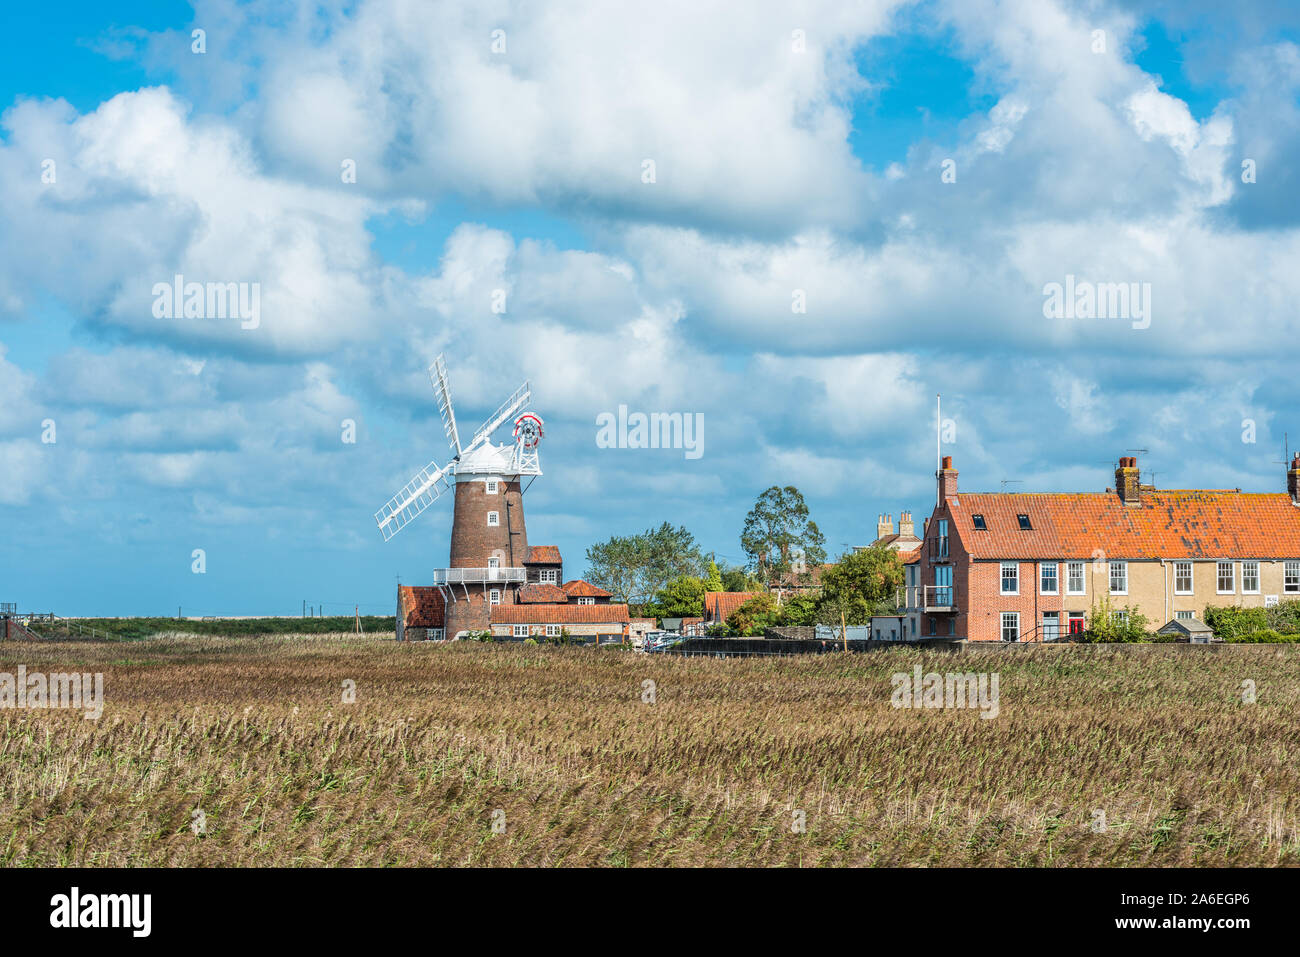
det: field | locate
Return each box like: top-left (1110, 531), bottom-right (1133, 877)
top-left (1, 636), bottom-right (1298, 867)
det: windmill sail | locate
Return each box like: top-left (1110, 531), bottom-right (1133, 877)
top-left (374, 459), bottom-right (453, 541)
top-left (431, 354), bottom-right (461, 458)
top-left (467, 381), bottom-right (531, 452)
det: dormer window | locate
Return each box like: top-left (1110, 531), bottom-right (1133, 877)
top-left (1017, 514), bottom-right (1032, 530)
top-left (972, 514), bottom-right (986, 530)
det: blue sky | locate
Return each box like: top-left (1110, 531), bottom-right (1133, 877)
top-left (3, 0), bottom-right (1300, 615)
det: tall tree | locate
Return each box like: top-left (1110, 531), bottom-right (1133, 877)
top-left (585, 522), bottom-right (704, 606)
top-left (740, 486), bottom-right (826, 584)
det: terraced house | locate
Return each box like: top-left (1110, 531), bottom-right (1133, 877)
top-left (910, 454), bottom-right (1300, 641)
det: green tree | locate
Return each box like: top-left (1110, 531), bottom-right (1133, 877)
top-left (704, 560), bottom-right (724, 593)
top-left (719, 563), bottom-right (763, 592)
top-left (647, 575), bottom-right (706, 619)
top-left (726, 593), bottom-right (782, 636)
top-left (814, 545), bottom-right (904, 626)
top-left (740, 486), bottom-right (827, 584)
top-left (584, 522), bottom-right (704, 606)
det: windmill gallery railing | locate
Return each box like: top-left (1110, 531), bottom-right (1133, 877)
top-left (432, 567), bottom-right (526, 585)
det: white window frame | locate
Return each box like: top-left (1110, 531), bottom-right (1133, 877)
top-left (1287, 561), bottom-right (1300, 594)
top-left (489, 589), bottom-right (501, 606)
top-left (577, 597), bottom-right (595, 606)
top-left (1114, 609), bottom-right (1129, 624)
top-left (513, 624), bottom-right (528, 638)
top-left (1066, 561), bottom-right (1085, 595)
top-left (1000, 562), bottom-right (1019, 596)
top-left (1175, 610), bottom-right (1193, 620)
top-left (1216, 560), bottom-right (1235, 595)
top-left (1039, 562), bottom-right (1058, 595)
top-left (1109, 561), bottom-right (1127, 596)
top-left (1001, 612), bottom-right (1020, 643)
top-left (488, 556), bottom-right (500, 569)
top-left (545, 625), bottom-right (560, 638)
top-left (429, 628), bottom-right (444, 641)
top-left (1242, 560), bottom-right (1260, 594)
top-left (540, 568), bottom-right (559, 584)
top-left (485, 480), bottom-right (499, 494)
top-left (1174, 561), bottom-right (1193, 595)
top-left (487, 511), bottom-right (500, 527)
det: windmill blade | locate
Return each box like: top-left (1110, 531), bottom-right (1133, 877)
top-left (466, 380), bottom-right (531, 452)
top-left (374, 459), bottom-right (454, 541)
top-left (430, 354), bottom-right (462, 458)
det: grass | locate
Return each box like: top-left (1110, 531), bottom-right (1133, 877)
top-left (0, 637), bottom-right (1297, 866)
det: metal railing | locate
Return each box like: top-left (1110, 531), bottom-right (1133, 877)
top-left (905, 585), bottom-right (957, 611)
top-left (432, 567), bottom-right (526, 585)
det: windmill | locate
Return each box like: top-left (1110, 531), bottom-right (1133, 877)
top-left (375, 354), bottom-right (544, 637)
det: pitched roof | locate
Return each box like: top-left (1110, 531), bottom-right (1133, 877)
top-left (951, 491), bottom-right (1300, 560)
top-left (491, 603), bottom-right (630, 624)
top-left (703, 591), bottom-right (764, 622)
top-left (398, 586), bottom-right (445, 629)
top-left (874, 533), bottom-right (923, 547)
top-left (517, 583), bottom-right (569, 603)
top-left (524, 545), bottom-right (562, 564)
top-left (899, 547), bottom-right (921, 565)
top-left (561, 579), bottom-right (612, 598)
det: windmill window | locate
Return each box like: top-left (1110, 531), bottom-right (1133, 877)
top-left (487, 511), bottom-right (500, 527)
top-left (485, 480), bottom-right (499, 494)
top-left (489, 589), bottom-right (501, 605)
top-left (972, 514), bottom-right (986, 530)
top-left (1017, 514), bottom-right (1032, 530)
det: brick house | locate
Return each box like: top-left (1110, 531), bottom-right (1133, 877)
top-left (912, 454), bottom-right (1300, 641)
top-left (488, 602), bottom-right (631, 642)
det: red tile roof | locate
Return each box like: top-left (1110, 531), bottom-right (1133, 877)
top-left (952, 491), bottom-right (1300, 560)
top-left (517, 583), bottom-right (570, 603)
top-left (398, 586), bottom-right (445, 629)
top-left (703, 591), bottom-right (764, 622)
top-left (524, 545), bottom-right (562, 564)
top-left (561, 579), bottom-right (612, 598)
top-left (491, 603), bottom-right (631, 624)
top-left (899, 547), bottom-right (921, 565)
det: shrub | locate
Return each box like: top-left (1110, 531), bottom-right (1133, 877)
top-left (1078, 597), bottom-right (1150, 642)
top-left (1202, 605), bottom-right (1267, 639)
top-left (1265, 599), bottom-right (1300, 634)
top-left (522, 638), bottom-right (538, 646)
top-left (1225, 629), bottom-right (1300, 643)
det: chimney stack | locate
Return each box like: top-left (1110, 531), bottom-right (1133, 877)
top-left (1289, 454), bottom-right (1300, 505)
top-left (899, 510), bottom-right (914, 538)
top-left (877, 513), bottom-right (894, 540)
top-left (1115, 456), bottom-right (1142, 506)
top-left (938, 455), bottom-right (958, 502)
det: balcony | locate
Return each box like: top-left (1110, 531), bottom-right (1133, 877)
top-left (432, 567), bottom-right (526, 585)
top-left (905, 585), bottom-right (957, 613)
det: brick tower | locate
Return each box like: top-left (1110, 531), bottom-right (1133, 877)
top-left (375, 354), bottom-right (547, 640)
